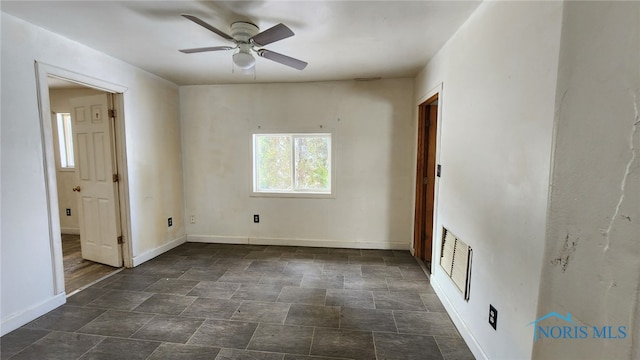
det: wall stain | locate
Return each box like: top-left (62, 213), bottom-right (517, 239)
top-left (551, 233), bottom-right (578, 272)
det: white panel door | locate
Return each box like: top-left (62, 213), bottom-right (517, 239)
top-left (70, 94), bottom-right (122, 267)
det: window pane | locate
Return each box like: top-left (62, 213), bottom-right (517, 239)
top-left (56, 113), bottom-right (74, 168)
top-left (63, 114), bottom-right (75, 167)
top-left (294, 136), bottom-right (330, 192)
top-left (56, 115), bottom-right (68, 167)
top-left (256, 135), bottom-right (292, 191)
top-left (253, 133), bottom-right (332, 195)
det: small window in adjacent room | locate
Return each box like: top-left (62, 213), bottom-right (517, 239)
top-left (253, 133), bottom-right (332, 196)
top-left (56, 113), bottom-right (75, 169)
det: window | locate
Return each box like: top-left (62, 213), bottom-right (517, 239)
top-left (253, 133), bottom-right (332, 195)
top-left (56, 113), bottom-right (75, 169)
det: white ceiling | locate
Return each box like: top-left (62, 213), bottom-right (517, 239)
top-left (2, 1), bottom-right (481, 85)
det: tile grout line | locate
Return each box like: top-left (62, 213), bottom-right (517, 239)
top-left (432, 335), bottom-right (448, 360)
top-left (372, 330), bottom-right (380, 360)
top-left (242, 319), bottom-right (261, 351)
top-left (323, 288), bottom-right (328, 307)
top-left (228, 299), bottom-right (244, 322)
top-left (309, 326), bottom-right (317, 356)
top-left (74, 334), bottom-right (107, 360)
top-left (128, 313), bottom-right (158, 339)
top-left (142, 341), bottom-right (163, 360)
top-left (227, 281), bottom-right (242, 299)
top-left (3, 331), bottom-right (54, 360)
top-left (391, 310), bottom-right (400, 334)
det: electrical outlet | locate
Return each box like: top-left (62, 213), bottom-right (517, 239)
top-left (168, 217), bottom-right (173, 227)
top-left (66, 208), bottom-right (71, 216)
top-left (489, 304), bottom-right (498, 330)
top-left (254, 214), bottom-right (260, 223)
top-left (190, 215), bottom-right (196, 224)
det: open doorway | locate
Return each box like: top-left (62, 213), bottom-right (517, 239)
top-left (413, 93), bottom-right (439, 272)
top-left (35, 62), bottom-right (133, 297)
top-left (48, 78), bottom-right (122, 294)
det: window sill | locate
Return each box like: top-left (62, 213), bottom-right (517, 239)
top-left (250, 191), bottom-right (335, 199)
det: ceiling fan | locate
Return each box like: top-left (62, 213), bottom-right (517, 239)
top-left (179, 15), bottom-right (308, 71)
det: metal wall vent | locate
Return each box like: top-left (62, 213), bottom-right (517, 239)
top-left (440, 227), bottom-right (472, 301)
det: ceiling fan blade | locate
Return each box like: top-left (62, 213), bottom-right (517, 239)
top-left (257, 49), bottom-right (307, 70)
top-left (250, 23), bottom-right (294, 46)
top-left (179, 46), bottom-right (234, 54)
top-left (182, 14), bottom-right (234, 41)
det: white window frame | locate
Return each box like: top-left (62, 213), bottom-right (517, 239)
top-left (252, 131), bottom-right (335, 198)
top-left (55, 112), bottom-right (75, 171)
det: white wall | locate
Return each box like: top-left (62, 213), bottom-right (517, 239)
top-left (181, 79), bottom-right (415, 249)
top-left (414, 2), bottom-right (563, 359)
top-left (1, 13), bottom-right (185, 334)
top-left (535, 2), bottom-right (640, 359)
top-left (49, 87), bottom-right (105, 233)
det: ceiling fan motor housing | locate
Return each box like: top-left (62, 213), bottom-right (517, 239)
top-left (231, 21), bottom-right (259, 44)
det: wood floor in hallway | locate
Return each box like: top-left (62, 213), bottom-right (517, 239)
top-left (62, 234), bottom-right (119, 294)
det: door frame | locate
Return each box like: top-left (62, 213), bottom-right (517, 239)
top-left (35, 62), bottom-right (133, 295)
top-left (412, 83), bottom-right (443, 267)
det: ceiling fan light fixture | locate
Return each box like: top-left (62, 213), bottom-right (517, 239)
top-left (181, 15), bottom-right (307, 71)
top-left (233, 51), bottom-right (255, 69)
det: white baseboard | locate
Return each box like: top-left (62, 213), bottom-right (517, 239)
top-left (431, 277), bottom-right (488, 360)
top-left (1, 293), bottom-right (66, 336)
top-left (186, 234), bottom-right (410, 250)
top-left (60, 228), bottom-right (80, 235)
top-left (187, 235), bottom-right (249, 244)
top-left (132, 234), bottom-right (186, 267)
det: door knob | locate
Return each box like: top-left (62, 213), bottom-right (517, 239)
top-left (72, 186), bottom-right (81, 192)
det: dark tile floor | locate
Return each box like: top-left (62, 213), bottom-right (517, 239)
top-left (1, 243), bottom-right (475, 360)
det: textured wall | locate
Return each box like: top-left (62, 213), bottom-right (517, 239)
top-left (535, 2), bottom-right (640, 359)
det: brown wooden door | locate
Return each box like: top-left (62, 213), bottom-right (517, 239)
top-left (414, 95), bottom-right (438, 268)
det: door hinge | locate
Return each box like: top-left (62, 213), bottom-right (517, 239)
top-left (117, 236), bottom-right (124, 244)
top-left (109, 109), bottom-right (117, 118)
top-left (113, 174), bottom-right (119, 183)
